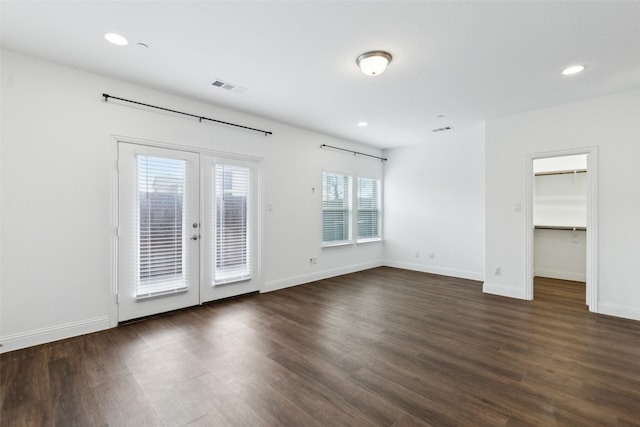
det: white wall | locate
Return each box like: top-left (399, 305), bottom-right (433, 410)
top-left (0, 49), bottom-right (384, 352)
top-left (533, 154), bottom-right (587, 174)
top-left (534, 172), bottom-right (587, 227)
top-left (383, 123), bottom-right (485, 280)
top-left (485, 89), bottom-right (640, 320)
top-left (534, 229), bottom-right (586, 282)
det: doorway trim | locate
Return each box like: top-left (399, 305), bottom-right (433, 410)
top-left (525, 146), bottom-right (598, 312)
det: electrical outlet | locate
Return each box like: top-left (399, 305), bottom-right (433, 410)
top-left (494, 266), bottom-right (502, 276)
top-left (309, 257), bottom-right (317, 265)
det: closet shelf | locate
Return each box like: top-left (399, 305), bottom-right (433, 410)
top-left (534, 225), bottom-right (586, 231)
top-left (534, 169), bottom-right (587, 176)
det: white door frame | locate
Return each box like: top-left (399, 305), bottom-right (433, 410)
top-left (525, 146), bottom-right (598, 311)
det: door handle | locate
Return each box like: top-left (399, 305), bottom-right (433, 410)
top-left (190, 234), bottom-right (200, 241)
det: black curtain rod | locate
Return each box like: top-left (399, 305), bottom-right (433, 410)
top-left (102, 93), bottom-right (272, 136)
top-left (320, 144), bottom-right (387, 161)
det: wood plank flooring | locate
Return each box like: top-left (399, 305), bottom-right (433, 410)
top-left (2, 268), bottom-right (640, 426)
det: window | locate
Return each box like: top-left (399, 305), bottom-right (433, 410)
top-left (212, 164), bottom-right (252, 284)
top-left (322, 172), bottom-right (383, 246)
top-left (357, 177), bottom-right (382, 241)
top-left (322, 172), bottom-right (352, 245)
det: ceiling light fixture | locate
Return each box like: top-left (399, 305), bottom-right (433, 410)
top-left (356, 50), bottom-right (392, 76)
top-left (562, 65), bottom-right (585, 75)
top-left (357, 121), bottom-right (368, 127)
top-left (104, 33), bottom-right (128, 46)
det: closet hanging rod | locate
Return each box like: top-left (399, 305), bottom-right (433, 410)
top-left (102, 93), bottom-right (273, 136)
top-left (534, 169), bottom-right (586, 176)
top-left (320, 144), bottom-right (387, 161)
top-left (534, 225), bottom-right (586, 231)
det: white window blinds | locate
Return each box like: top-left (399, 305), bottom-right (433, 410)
top-left (322, 172), bottom-right (352, 245)
top-left (357, 177), bottom-right (382, 241)
top-left (136, 155), bottom-right (188, 298)
top-left (213, 164), bottom-right (251, 284)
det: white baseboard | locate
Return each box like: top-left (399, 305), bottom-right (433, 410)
top-left (534, 269), bottom-right (586, 282)
top-left (597, 302), bottom-right (640, 321)
top-left (383, 260), bottom-right (484, 281)
top-left (482, 282), bottom-right (528, 300)
top-left (0, 316), bottom-right (111, 353)
top-left (263, 259), bottom-right (385, 293)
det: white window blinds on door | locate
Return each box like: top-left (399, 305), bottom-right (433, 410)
top-left (212, 164), bottom-right (251, 285)
top-left (357, 177), bottom-right (382, 241)
top-left (135, 155), bottom-right (188, 298)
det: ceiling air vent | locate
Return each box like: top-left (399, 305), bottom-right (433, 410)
top-left (212, 78), bottom-right (247, 94)
top-left (432, 126), bottom-right (453, 133)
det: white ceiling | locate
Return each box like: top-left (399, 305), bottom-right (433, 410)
top-left (2, 1), bottom-right (640, 149)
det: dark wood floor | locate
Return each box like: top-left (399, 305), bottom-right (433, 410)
top-left (2, 268), bottom-right (640, 426)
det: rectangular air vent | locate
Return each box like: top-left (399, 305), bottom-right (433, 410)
top-left (432, 126), bottom-right (453, 133)
top-left (212, 78), bottom-right (247, 94)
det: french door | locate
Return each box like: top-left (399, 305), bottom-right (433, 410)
top-left (118, 143), bottom-right (200, 321)
top-left (118, 142), bottom-right (259, 321)
top-left (200, 158), bottom-right (260, 303)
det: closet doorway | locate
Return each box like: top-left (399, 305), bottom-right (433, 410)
top-left (525, 149), bottom-right (598, 311)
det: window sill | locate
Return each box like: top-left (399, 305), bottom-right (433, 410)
top-left (357, 237), bottom-right (382, 244)
top-left (321, 240), bottom-right (354, 248)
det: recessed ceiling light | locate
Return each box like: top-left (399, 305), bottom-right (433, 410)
top-left (562, 65), bottom-right (585, 76)
top-left (104, 33), bottom-right (128, 46)
top-left (357, 121), bottom-right (368, 127)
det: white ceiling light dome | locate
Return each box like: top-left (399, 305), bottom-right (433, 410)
top-left (356, 51), bottom-right (392, 76)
